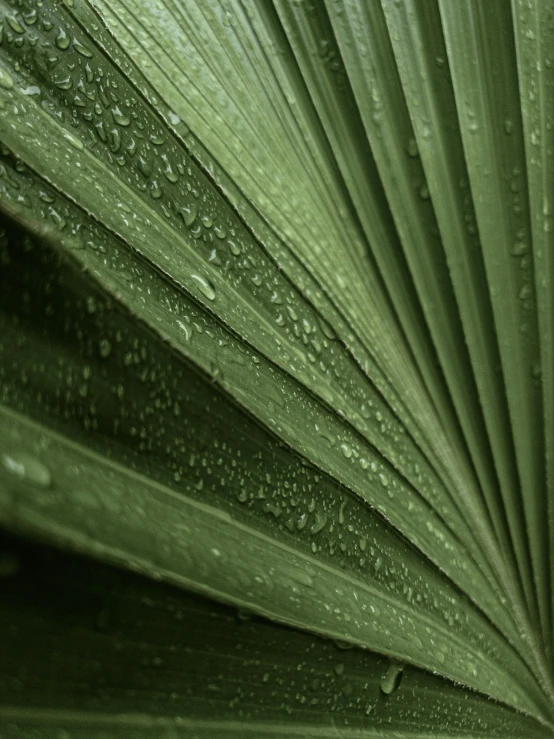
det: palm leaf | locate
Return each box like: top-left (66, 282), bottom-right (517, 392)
top-left (0, 0), bottom-right (552, 735)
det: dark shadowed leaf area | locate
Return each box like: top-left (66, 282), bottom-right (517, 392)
top-left (0, 0), bottom-right (553, 736)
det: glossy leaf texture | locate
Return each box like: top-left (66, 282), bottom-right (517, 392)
top-left (0, 0), bottom-right (552, 736)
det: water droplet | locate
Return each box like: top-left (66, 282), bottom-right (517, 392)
top-left (0, 67), bottom-right (14, 90)
top-left (1, 452), bottom-right (52, 488)
top-left (191, 274), bottom-right (216, 301)
top-left (282, 565), bottom-right (314, 587)
top-left (419, 183), bottom-right (430, 200)
top-left (63, 132), bottom-right (84, 151)
top-left (340, 443), bottom-right (352, 459)
top-left (179, 202), bottom-right (197, 227)
top-left (406, 137), bottom-right (419, 157)
top-left (317, 315), bottom-right (336, 340)
top-left (54, 77), bottom-right (73, 91)
top-left (310, 510), bottom-right (327, 534)
top-left (333, 639), bottom-right (354, 650)
top-left (99, 339), bottom-right (112, 358)
top-left (6, 16), bottom-right (24, 34)
top-left (23, 9), bottom-right (38, 25)
top-left (150, 180), bottom-right (163, 199)
top-left (112, 106), bottom-right (131, 126)
top-left (228, 239), bottom-right (241, 256)
top-left (163, 161), bottom-right (178, 183)
top-left (73, 40), bottom-right (93, 58)
top-left (380, 660), bottom-right (405, 695)
top-left (55, 28), bottom-right (71, 50)
top-left (519, 283), bottom-right (532, 300)
top-left (511, 240), bottom-right (528, 256)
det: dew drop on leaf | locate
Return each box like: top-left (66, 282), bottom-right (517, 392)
top-left (179, 202), bottom-right (198, 227)
top-left (1, 452), bottom-right (52, 488)
top-left (0, 67), bottom-right (14, 90)
top-left (380, 659), bottom-right (405, 696)
top-left (191, 274), bottom-right (216, 301)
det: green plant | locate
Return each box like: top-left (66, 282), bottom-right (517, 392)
top-left (0, 0), bottom-right (553, 736)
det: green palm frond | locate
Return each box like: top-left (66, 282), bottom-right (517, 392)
top-left (0, 1), bottom-right (553, 736)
